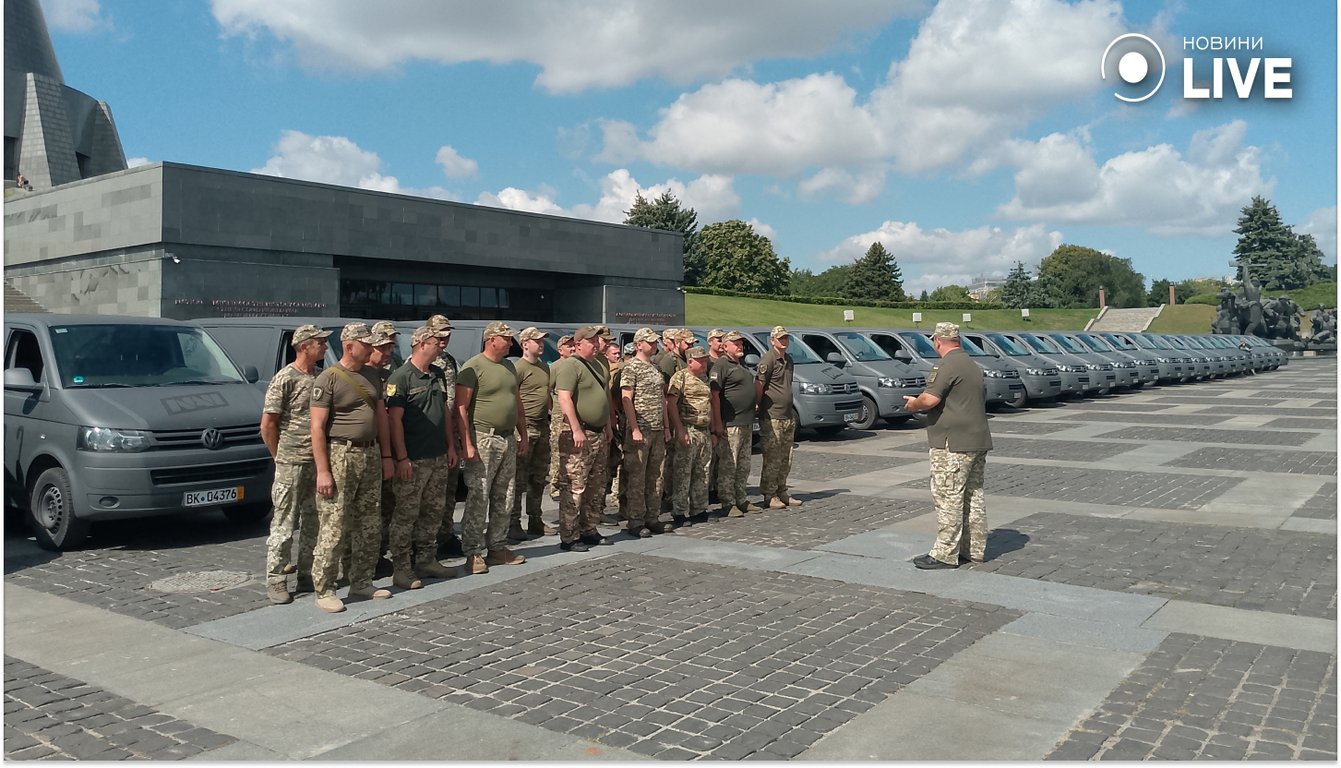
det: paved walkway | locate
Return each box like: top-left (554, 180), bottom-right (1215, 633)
top-left (4, 359), bottom-right (1336, 760)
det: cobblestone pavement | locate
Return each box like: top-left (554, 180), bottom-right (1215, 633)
top-left (903, 463), bottom-right (1244, 509)
top-left (3, 657), bottom-right (235, 760)
top-left (1047, 634), bottom-right (1337, 760)
top-left (970, 513), bottom-right (1337, 619)
top-left (674, 494), bottom-right (927, 550)
top-left (1167, 447), bottom-right (1338, 476)
top-left (1098, 425), bottom-right (1320, 447)
top-left (986, 437), bottom-right (1137, 462)
top-left (1197, 406), bottom-right (1336, 418)
top-left (1265, 416), bottom-right (1339, 430)
top-left (1152, 395), bottom-right (1289, 406)
top-left (1055, 410), bottom-right (1236, 425)
top-left (267, 554), bottom-right (1022, 760)
top-left (785, 451), bottom-right (919, 481)
top-left (1294, 483), bottom-right (1339, 520)
top-left (982, 419), bottom-right (1077, 435)
top-left (1060, 401), bottom-right (1176, 412)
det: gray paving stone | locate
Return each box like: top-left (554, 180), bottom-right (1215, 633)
top-left (986, 436), bottom-right (1138, 461)
top-left (673, 493), bottom-right (926, 550)
top-left (1100, 425), bottom-right (1320, 446)
top-left (902, 462), bottom-right (1243, 509)
top-left (787, 451), bottom-right (920, 481)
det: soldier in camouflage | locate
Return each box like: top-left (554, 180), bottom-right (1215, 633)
top-left (510, 327), bottom-right (554, 540)
top-left (385, 325), bottom-right (461, 589)
top-left (903, 322), bottom-right (992, 569)
top-left (259, 323), bottom-right (331, 604)
top-left (620, 327), bottom-right (673, 537)
top-left (667, 347), bottom-right (719, 523)
top-left (554, 326), bottom-right (614, 552)
top-left (656, 328), bottom-right (693, 519)
top-left (425, 314), bottom-right (466, 559)
top-left (710, 331), bottom-right (759, 517)
top-left (704, 328), bottom-right (725, 503)
top-left (310, 322), bottom-right (395, 613)
top-left (757, 326), bottom-right (802, 510)
top-left (547, 334), bottom-right (575, 498)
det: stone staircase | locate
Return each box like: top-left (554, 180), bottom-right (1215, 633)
top-left (1085, 306), bottom-right (1163, 332)
top-left (4, 280), bottom-right (49, 313)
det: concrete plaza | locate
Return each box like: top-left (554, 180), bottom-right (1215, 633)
top-left (4, 359), bottom-right (1336, 760)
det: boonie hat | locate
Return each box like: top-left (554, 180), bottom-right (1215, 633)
top-left (411, 325), bottom-right (449, 345)
top-left (932, 322), bottom-right (960, 340)
top-left (483, 321), bottom-right (515, 340)
top-left (770, 325), bottom-right (790, 339)
top-left (291, 324), bottom-right (332, 346)
top-left (685, 346), bottom-right (709, 360)
top-left (341, 322), bottom-right (375, 343)
top-left (518, 327), bottom-right (548, 342)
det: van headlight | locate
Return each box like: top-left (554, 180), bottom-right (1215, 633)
top-left (798, 382), bottom-right (832, 395)
top-left (78, 426), bottom-right (151, 452)
top-left (982, 369), bottom-right (1005, 378)
top-left (877, 377), bottom-right (908, 388)
top-left (1025, 368), bottom-right (1048, 376)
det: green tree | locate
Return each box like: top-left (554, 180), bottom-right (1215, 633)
top-left (928, 284), bottom-right (971, 302)
top-left (841, 242), bottom-right (906, 302)
top-left (694, 220), bottom-right (791, 295)
top-left (1000, 261), bottom-right (1034, 308)
top-left (1231, 196), bottom-right (1330, 290)
top-left (791, 264), bottom-right (853, 297)
top-left (1147, 278), bottom-right (1182, 306)
top-left (918, 289), bottom-right (930, 302)
top-left (1038, 244), bottom-right (1146, 308)
top-left (624, 191), bottom-right (700, 285)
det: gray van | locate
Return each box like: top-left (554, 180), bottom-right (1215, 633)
top-left (4, 314), bottom-right (272, 550)
top-left (197, 316), bottom-right (350, 385)
top-left (961, 331), bottom-right (1063, 402)
top-left (793, 328), bottom-right (924, 429)
top-left (859, 329), bottom-right (1026, 408)
top-left (999, 331), bottom-right (1096, 397)
top-left (738, 329), bottom-right (863, 435)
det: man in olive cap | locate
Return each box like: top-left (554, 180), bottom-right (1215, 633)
top-left (425, 315), bottom-right (467, 559)
top-left (547, 334), bottom-right (576, 500)
top-left (620, 328), bottom-right (673, 537)
top-left (260, 323), bottom-right (331, 604)
top-left (510, 327), bottom-right (555, 540)
top-left (757, 326), bottom-right (802, 510)
top-left (667, 347), bottom-right (720, 524)
top-left (553, 325), bottom-right (614, 551)
top-left (710, 331), bottom-right (759, 517)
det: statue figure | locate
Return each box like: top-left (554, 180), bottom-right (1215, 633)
top-left (1310, 305), bottom-right (1336, 346)
top-left (1212, 288), bottom-right (1238, 334)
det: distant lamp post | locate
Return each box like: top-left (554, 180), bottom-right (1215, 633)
top-left (1098, 285), bottom-right (1107, 308)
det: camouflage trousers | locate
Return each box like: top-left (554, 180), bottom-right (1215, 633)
top-left (659, 438), bottom-right (677, 513)
top-left (438, 462), bottom-right (461, 542)
top-left (927, 448), bottom-right (988, 564)
top-left (718, 426), bottom-right (753, 508)
top-left (312, 443), bottom-right (382, 596)
top-left (622, 426), bottom-right (666, 528)
top-left (511, 421), bottom-right (550, 527)
top-left (265, 461), bottom-right (318, 586)
top-left (462, 432), bottom-right (517, 556)
top-left (557, 428), bottom-right (607, 543)
top-left (759, 416), bottom-right (796, 502)
top-left (671, 426), bottom-right (712, 515)
top-left (547, 414), bottom-right (563, 487)
top-left (389, 453), bottom-right (449, 567)
top-left (380, 478), bottom-right (395, 552)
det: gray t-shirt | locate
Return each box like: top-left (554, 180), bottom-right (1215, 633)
top-left (923, 347), bottom-right (992, 452)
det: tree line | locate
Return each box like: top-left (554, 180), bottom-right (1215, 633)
top-left (625, 192), bottom-right (1333, 309)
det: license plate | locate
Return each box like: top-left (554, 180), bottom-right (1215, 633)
top-left (842, 411), bottom-right (860, 423)
top-left (184, 486), bottom-right (244, 507)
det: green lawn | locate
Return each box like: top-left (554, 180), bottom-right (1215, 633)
top-left (1146, 304), bottom-right (1214, 333)
top-left (686, 293), bottom-right (1100, 330)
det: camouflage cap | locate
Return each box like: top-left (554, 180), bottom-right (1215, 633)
top-left (634, 327), bottom-right (660, 344)
top-left (592, 325), bottom-right (611, 337)
top-left (722, 330), bottom-right (746, 343)
top-left (932, 322), bottom-right (960, 340)
top-left (677, 329), bottom-right (697, 344)
top-left (770, 325), bottom-right (790, 339)
top-left (557, 334), bottom-right (575, 347)
top-left (483, 321), bottom-right (515, 340)
top-left (661, 328), bottom-right (677, 341)
top-left (685, 346), bottom-right (709, 360)
top-left (411, 325), bottom-right (449, 345)
top-left (368, 330), bottom-right (396, 347)
top-left (426, 314), bottom-right (454, 331)
top-left (340, 322), bottom-right (375, 343)
top-left (623, 342), bottom-right (636, 356)
top-left (517, 326), bottom-right (548, 342)
top-left (371, 320), bottom-right (398, 338)
top-left (291, 324), bottom-right (332, 345)
top-left (707, 328), bottom-right (725, 340)
top-left (572, 326), bottom-right (602, 342)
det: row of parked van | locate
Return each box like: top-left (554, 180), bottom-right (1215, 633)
top-left (2, 312), bottom-right (1285, 551)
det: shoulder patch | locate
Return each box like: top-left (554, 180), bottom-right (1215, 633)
top-left (312, 386), bottom-right (324, 400)
top-left (385, 383), bottom-right (397, 397)
top-left (927, 367), bottom-right (938, 385)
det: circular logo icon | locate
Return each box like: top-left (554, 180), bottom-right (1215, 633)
top-left (201, 428), bottom-right (225, 450)
top-left (1101, 33), bottom-right (1166, 103)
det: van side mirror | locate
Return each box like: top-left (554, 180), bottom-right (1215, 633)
top-left (892, 349), bottom-right (912, 363)
top-left (4, 368), bottom-right (43, 392)
top-left (242, 365), bottom-right (259, 384)
top-left (743, 354), bottom-right (760, 367)
top-left (825, 352), bottom-right (846, 367)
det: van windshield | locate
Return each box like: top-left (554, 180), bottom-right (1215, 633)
top-left (986, 333), bottom-right (1029, 356)
top-left (1050, 334), bottom-right (1087, 354)
top-left (896, 332), bottom-right (939, 358)
top-left (751, 333), bottom-right (821, 364)
top-left (1021, 334), bottom-right (1063, 354)
top-left (957, 335), bottom-right (989, 356)
top-left (50, 324), bottom-right (246, 388)
top-left (1077, 334), bottom-right (1116, 352)
top-left (832, 332), bottom-right (892, 361)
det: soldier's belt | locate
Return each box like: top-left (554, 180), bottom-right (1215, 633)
top-left (328, 437), bottom-right (377, 448)
top-left (474, 426), bottom-right (516, 437)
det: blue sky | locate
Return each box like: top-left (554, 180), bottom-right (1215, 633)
top-left (40, 0), bottom-right (1337, 295)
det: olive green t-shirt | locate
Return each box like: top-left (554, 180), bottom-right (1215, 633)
top-left (656, 350), bottom-right (685, 382)
top-left (514, 357), bottom-right (551, 427)
top-left (384, 360), bottom-right (448, 460)
top-left (553, 356), bottom-right (609, 429)
top-left (757, 348), bottom-right (795, 419)
top-left (923, 347), bottom-right (993, 452)
top-left (457, 353), bottom-right (519, 432)
top-left (710, 356), bottom-right (757, 427)
top-left (311, 363), bottom-right (382, 442)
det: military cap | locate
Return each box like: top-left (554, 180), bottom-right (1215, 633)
top-left (557, 334), bottom-right (575, 347)
top-left (593, 325), bottom-right (611, 337)
top-left (661, 328), bottom-right (677, 340)
top-left (483, 321), bottom-right (515, 340)
top-left (426, 314), bottom-right (454, 331)
top-left (932, 322), bottom-right (960, 340)
top-left (685, 346), bottom-right (709, 360)
top-left (371, 320), bottom-right (398, 338)
top-left (634, 327), bottom-right (660, 344)
top-left (517, 326), bottom-right (548, 342)
top-left (769, 325), bottom-right (790, 339)
top-left (368, 330), bottom-right (396, 347)
top-left (678, 329), bottom-right (697, 344)
top-left (722, 330), bottom-right (746, 343)
top-left (291, 324), bottom-right (332, 346)
top-left (340, 322), bottom-right (375, 343)
top-left (707, 328), bottom-right (725, 340)
top-left (573, 326), bottom-right (602, 341)
top-left (622, 342), bottom-right (636, 356)
top-left (411, 325), bottom-right (449, 345)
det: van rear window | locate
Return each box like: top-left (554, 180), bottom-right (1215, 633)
top-left (50, 324), bottom-right (246, 388)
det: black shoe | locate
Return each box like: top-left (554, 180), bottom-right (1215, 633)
top-left (913, 554), bottom-right (958, 570)
top-left (581, 533), bottom-right (612, 547)
top-left (958, 554), bottom-right (984, 564)
top-left (672, 515), bottom-right (692, 528)
top-left (690, 512), bottom-right (710, 525)
top-left (374, 556), bottom-right (394, 579)
top-left (438, 536), bottom-right (464, 559)
top-left (625, 527), bottom-right (649, 540)
top-left (560, 540), bottom-right (590, 553)
top-left (646, 521), bottom-right (672, 535)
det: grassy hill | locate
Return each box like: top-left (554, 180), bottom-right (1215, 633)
top-left (1146, 304), bottom-right (1214, 333)
top-left (686, 293), bottom-right (1100, 330)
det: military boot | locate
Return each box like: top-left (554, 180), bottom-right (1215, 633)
top-left (725, 505), bottom-right (745, 519)
top-left (740, 501), bottom-right (763, 514)
top-left (506, 524), bottom-right (529, 544)
top-left (294, 575), bottom-right (315, 594)
top-left (466, 554), bottom-right (490, 574)
top-left (392, 565), bottom-right (423, 590)
top-left (486, 547), bottom-right (526, 566)
top-left (315, 592), bottom-right (345, 613)
top-left (767, 497), bottom-right (787, 510)
top-left (266, 582), bottom-right (292, 605)
top-left (348, 584), bottom-right (392, 600)
top-left (416, 559), bottom-right (458, 580)
top-left (527, 516), bottom-right (557, 537)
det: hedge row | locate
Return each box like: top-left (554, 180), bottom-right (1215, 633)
top-left (682, 285), bottom-right (1002, 311)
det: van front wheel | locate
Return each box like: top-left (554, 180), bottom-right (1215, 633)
top-left (852, 395), bottom-right (880, 430)
top-left (29, 467), bottom-right (90, 551)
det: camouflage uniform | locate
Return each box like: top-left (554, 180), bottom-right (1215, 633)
top-left (312, 442), bottom-right (382, 596)
top-left (511, 355), bottom-right (551, 530)
top-left (463, 433), bottom-right (518, 554)
top-left (758, 416), bottom-right (796, 503)
top-left (430, 348), bottom-right (461, 543)
top-left (668, 367), bottom-right (713, 516)
top-left (928, 448), bottom-right (988, 563)
top-left (263, 365), bottom-right (319, 587)
top-left (620, 357), bottom-right (667, 529)
top-left (390, 454), bottom-right (451, 566)
top-left (558, 428), bottom-right (607, 540)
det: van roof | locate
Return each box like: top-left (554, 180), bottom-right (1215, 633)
top-left (6, 314), bottom-right (197, 327)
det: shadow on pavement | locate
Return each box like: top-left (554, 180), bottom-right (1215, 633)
top-left (982, 528), bottom-right (1030, 562)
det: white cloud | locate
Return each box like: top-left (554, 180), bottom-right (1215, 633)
top-left (434, 145), bottom-right (477, 179)
top-left (250, 129), bottom-right (457, 200)
top-left (797, 165), bottom-right (887, 204)
top-left (821, 221), bottom-right (1063, 294)
top-left (210, 0), bottom-right (917, 93)
top-left (1298, 206), bottom-right (1337, 264)
top-left (474, 187), bottom-right (565, 215)
top-left (126, 157), bottom-right (152, 168)
top-left (996, 121), bottom-right (1273, 236)
top-left (478, 169), bottom-right (741, 226)
top-left (39, 0), bottom-right (108, 33)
